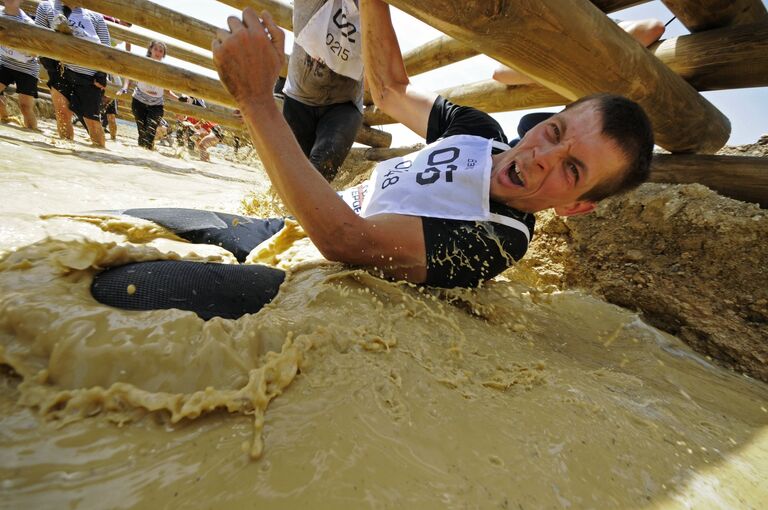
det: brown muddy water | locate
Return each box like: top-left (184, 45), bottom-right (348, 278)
top-left (0, 121), bottom-right (766, 509)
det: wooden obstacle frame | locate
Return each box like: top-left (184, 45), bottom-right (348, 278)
top-left (1, 0), bottom-right (766, 205)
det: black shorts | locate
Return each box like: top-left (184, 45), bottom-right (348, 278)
top-left (0, 65), bottom-right (38, 98)
top-left (58, 68), bottom-right (104, 120)
top-left (211, 125), bottom-right (224, 141)
top-left (100, 97), bottom-right (117, 116)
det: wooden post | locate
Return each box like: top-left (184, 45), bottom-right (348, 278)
top-left (650, 154), bottom-right (768, 207)
top-left (0, 18), bottom-right (390, 147)
top-left (365, 22), bottom-right (768, 126)
top-left (379, 0), bottom-right (731, 153)
top-left (661, 0), bottom-right (768, 32)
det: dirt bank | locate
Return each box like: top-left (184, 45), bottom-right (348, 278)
top-left (507, 138), bottom-right (768, 382)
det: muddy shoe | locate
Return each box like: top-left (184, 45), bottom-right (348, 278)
top-left (52, 14), bottom-right (73, 35)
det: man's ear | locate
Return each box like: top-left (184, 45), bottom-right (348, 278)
top-left (553, 201), bottom-right (597, 217)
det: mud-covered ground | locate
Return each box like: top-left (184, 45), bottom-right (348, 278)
top-left (336, 139), bottom-right (768, 383)
top-left (6, 96), bottom-right (767, 383)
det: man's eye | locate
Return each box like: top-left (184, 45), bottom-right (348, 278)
top-left (569, 163), bottom-right (579, 183)
top-left (551, 124), bottom-right (561, 141)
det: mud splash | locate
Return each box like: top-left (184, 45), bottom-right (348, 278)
top-left (0, 121), bottom-right (766, 508)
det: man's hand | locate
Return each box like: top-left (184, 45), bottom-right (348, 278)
top-left (212, 9), bottom-right (285, 110)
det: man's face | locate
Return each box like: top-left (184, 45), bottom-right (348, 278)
top-left (489, 103), bottom-right (628, 216)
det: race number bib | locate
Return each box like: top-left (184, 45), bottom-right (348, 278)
top-left (294, 0), bottom-right (363, 80)
top-left (361, 135), bottom-right (494, 221)
top-left (0, 10), bottom-right (36, 62)
top-left (0, 46), bottom-right (35, 63)
top-left (339, 181), bottom-right (370, 215)
top-left (63, 8), bottom-right (100, 43)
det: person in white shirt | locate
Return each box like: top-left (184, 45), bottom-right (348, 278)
top-left (0, 0), bottom-right (40, 129)
top-left (35, 0), bottom-right (111, 146)
top-left (118, 41), bottom-right (174, 150)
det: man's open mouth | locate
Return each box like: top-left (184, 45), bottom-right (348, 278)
top-left (507, 162), bottom-right (524, 187)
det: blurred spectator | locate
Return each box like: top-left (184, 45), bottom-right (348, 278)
top-left (118, 41), bottom-right (175, 149)
top-left (0, 0), bottom-right (39, 129)
top-left (35, 1), bottom-right (111, 147)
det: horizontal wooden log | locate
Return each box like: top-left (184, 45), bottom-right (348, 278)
top-left (386, 0), bottom-right (730, 154)
top-left (0, 18), bottom-right (388, 147)
top-left (650, 153), bottom-right (768, 207)
top-left (402, 35), bottom-right (478, 76)
top-left (661, 0), bottom-right (768, 32)
top-left (21, 0), bottom-right (216, 70)
top-left (218, 0), bottom-right (294, 30)
top-left (72, 0), bottom-right (220, 51)
top-left (105, 20), bottom-right (216, 72)
top-left (364, 81), bottom-right (564, 125)
top-left (220, 0), bottom-right (642, 79)
top-left (365, 22), bottom-right (768, 126)
top-left (652, 22), bottom-right (768, 91)
top-left (351, 145), bottom-right (423, 161)
top-left (397, 0), bottom-right (645, 77)
top-left (22, 0), bottom-right (290, 77)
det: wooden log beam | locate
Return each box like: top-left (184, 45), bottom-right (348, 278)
top-left (399, 0), bottom-right (644, 77)
top-left (376, 0), bottom-right (732, 153)
top-left (650, 154), bottom-right (768, 207)
top-left (105, 20), bottom-right (216, 72)
top-left (661, 0), bottom-right (768, 32)
top-left (351, 145), bottom-right (423, 161)
top-left (23, 0), bottom-right (211, 67)
top-left (0, 18), bottom-right (389, 147)
top-left (217, 1), bottom-right (643, 78)
top-left (217, 0), bottom-right (294, 30)
top-left (652, 22), bottom-right (768, 91)
top-left (365, 22), bottom-right (768, 126)
top-left (70, 0), bottom-right (220, 51)
top-left (364, 81), bottom-right (564, 125)
top-left (22, 0), bottom-right (290, 77)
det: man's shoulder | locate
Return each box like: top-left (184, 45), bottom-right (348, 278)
top-left (427, 96), bottom-right (509, 145)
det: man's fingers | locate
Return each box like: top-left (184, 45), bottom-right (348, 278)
top-left (226, 15), bottom-right (244, 33)
top-left (260, 11), bottom-right (285, 49)
top-left (242, 7), bottom-right (261, 31)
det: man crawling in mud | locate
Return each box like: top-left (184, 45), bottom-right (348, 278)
top-left (90, 0), bottom-right (654, 320)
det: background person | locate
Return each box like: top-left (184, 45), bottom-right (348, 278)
top-left (35, 1), bottom-right (110, 147)
top-left (280, 0), bottom-right (364, 182)
top-left (0, 0), bottom-right (39, 129)
top-left (193, 119), bottom-right (224, 162)
top-left (119, 41), bottom-right (172, 150)
top-left (99, 73), bottom-right (121, 140)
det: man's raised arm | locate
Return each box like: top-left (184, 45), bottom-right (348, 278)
top-left (212, 9), bottom-right (428, 283)
top-left (360, 0), bottom-right (437, 138)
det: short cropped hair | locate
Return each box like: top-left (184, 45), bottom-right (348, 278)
top-left (566, 93), bottom-right (654, 202)
top-left (146, 40), bottom-right (167, 58)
